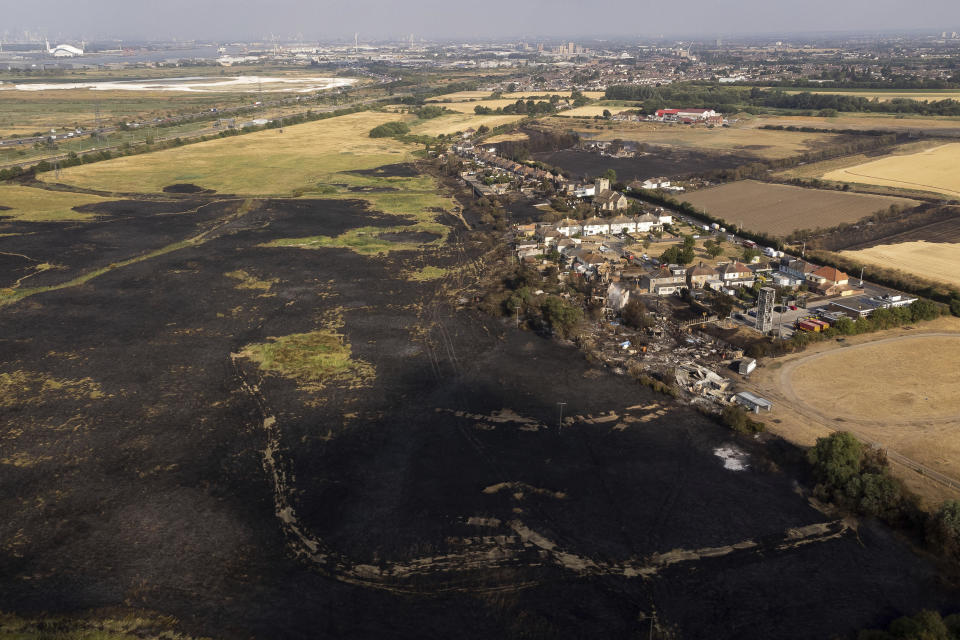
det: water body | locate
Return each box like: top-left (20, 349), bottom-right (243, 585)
top-left (3, 75), bottom-right (355, 93)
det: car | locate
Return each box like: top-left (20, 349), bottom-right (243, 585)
top-left (789, 305), bottom-right (798, 311)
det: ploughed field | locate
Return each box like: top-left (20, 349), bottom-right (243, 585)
top-left (532, 148), bottom-right (751, 181)
top-left (566, 122), bottom-right (849, 160)
top-left (0, 181), bottom-right (956, 638)
top-left (679, 180), bottom-right (919, 236)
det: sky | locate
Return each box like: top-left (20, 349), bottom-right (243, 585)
top-left (4, 0), bottom-right (959, 42)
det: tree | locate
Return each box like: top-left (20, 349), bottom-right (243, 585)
top-left (682, 234), bottom-right (696, 250)
top-left (540, 296), bottom-right (583, 338)
top-left (602, 109), bottom-right (612, 118)
top-left (705, 240), bottom-right (724, 258)
top-left (808, 431), bottom-right (863, 491)
top-left (928, 500), bottom-right (960, 558)
top-left (601, 168), bottom-right (617, 183)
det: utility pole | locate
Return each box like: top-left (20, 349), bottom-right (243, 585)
top-left (515, 305), bottom-right (521, 329)
top-left (557, 402), bottom-right (567, 430)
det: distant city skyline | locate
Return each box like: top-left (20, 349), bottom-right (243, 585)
top-left (3, 0), bottom-right (960, 42)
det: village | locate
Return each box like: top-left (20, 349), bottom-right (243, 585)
top-left (446, 111), bottom-right (923, 420)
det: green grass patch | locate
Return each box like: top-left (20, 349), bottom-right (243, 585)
top-left (0, 610), bottom-right (206, 639)
top-left (405, 265), bottom-right (450, 281)
top-left (239, 330), bottom-right (375, 390)
top-left (224, 269), bottom-right (278, 292)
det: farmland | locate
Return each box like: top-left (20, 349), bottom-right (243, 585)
top-left (560, 120), bottom-right (847, 159)
top-left (744, 113), bottom-right (960, 136)
top-left (679, 180), bottom-right (919, 236)
top-left (819, 143), bottom-right (960, 198)
top-left (840, 241), bottom-right (960, 288)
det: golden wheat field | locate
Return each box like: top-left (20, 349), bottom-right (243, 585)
top-left (840, 241), bottom-right (960, 288)
top-left (820, 143), bottom-right (960, 197)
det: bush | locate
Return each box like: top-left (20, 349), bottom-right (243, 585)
top-left (621, 299), bottom-right (652, 329)
top-left (369, 122), bottom-right (410, 138)
top-left (721, 405), bottom-right (765, 435)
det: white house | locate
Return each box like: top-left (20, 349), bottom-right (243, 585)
top-left (582, 216), bottom-right (610, 236)
top-left (556, 218), bottom-right (582, 237)
top-left (608, 215), bottom-right (637, 234)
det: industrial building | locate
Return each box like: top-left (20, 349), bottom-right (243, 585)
top-left (733, 391), bottom-right (773, 414)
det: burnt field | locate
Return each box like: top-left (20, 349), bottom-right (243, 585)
top-left (0, 190), bottom-right (957, 639)
top-left (533, 148), bottom-right (752, 181)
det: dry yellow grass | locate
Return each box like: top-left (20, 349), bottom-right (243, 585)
top-left (427, 90), bottom-right (494, 102)
top-left (485, 132), bottom-right (530, 143)
top-left (502, 91), bottom-right (606, 100)
top-left (840, 241), bottom-right (960, 288)
top-left (554, 105), bottom-right (619, 118)
top-left (439, 99), bottom-right (535, 114)
top-left (409, 113), bottom-right (526, 136)
top-left (42, 111), bottom-right (417, 195)
top-left (782, 89), bottom-right (960, 103)
top-left (748, 319), bottom-right (960, 505)
top-left (820, 143), bottom-right (960, 197)
top-left (789, 336), bottom-right (960, 423)
top-left (0, 185), bottom-right (110, 222)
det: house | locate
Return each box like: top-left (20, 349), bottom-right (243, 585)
top-left (514, 223), bottom-right (537, 237)
top-left (635, 212), bottom-right (661, 233)
top-left (807, 265), bottom-right (852, 295)
top-left (632, 177), bottom-right (670, 190)
top-left (717, 262), bottom-right (754, 284)
top-left (608, 214), bottom-right (637, 234)
top-left (557, 218), bottom-right (582, 237)
top-left (640, 264), bottom-right (687, 294)
top-left (808, 265), bottom-right (849, 286)
top-left (781, 258), bottom-right (818, 281)
top-left (594, 189), bottom-right (629, 211)
top-left (582, 216), bottom-right (611, 236)
top-left (538, 229), bottom-right (562, 246)
top-left (687, 262), bottom-right (716, 288)
top-left (738, 358), bottom-right (757, 375)
top-left (657, 212), bottom-right (673, 226)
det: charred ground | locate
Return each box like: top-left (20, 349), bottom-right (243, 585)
top-left (0, 180), bottom-right (956, 639)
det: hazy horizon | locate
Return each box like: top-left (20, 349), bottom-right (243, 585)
top-left (3, 0), bottom-right (960, 43)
